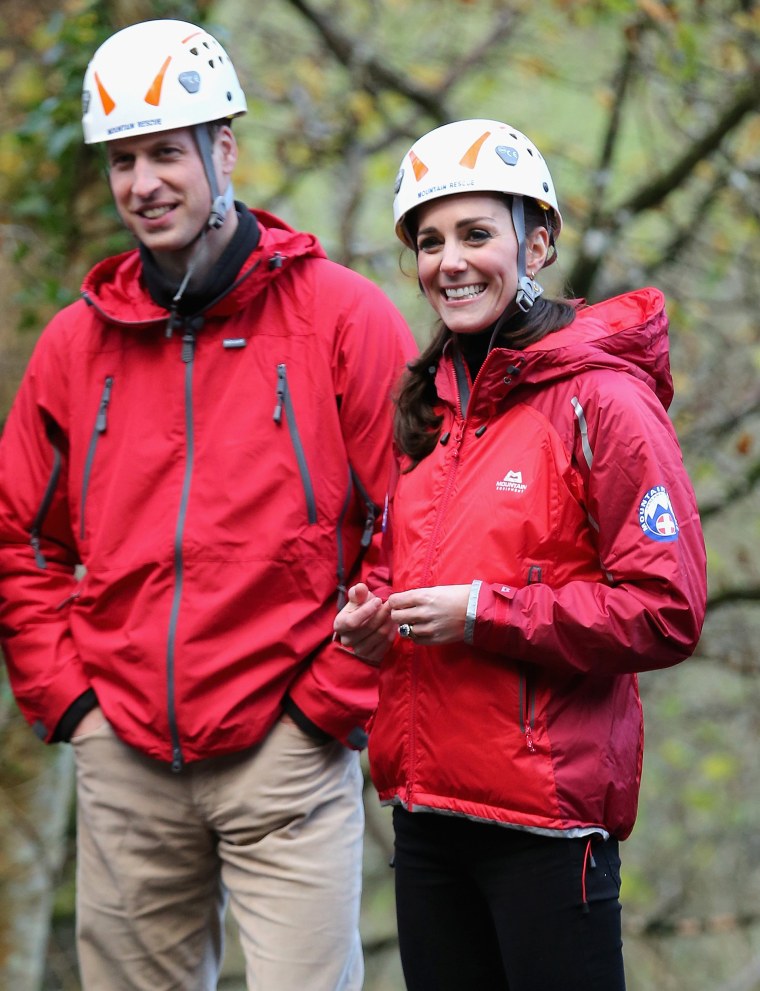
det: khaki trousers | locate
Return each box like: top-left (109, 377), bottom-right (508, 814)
top-left (72, 718), bottom-right (364, 991)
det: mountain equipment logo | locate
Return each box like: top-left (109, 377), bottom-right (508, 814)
top-left (638, 485), bottom-right (679, 542)
top-left (496, 470), bottom-right (527, 494)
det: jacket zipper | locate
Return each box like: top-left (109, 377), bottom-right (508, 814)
top-left (334, 468), bottom-right (379, 612)
top-left (519, 669), bottom-right (537, 753)
top-left (335, 467), bottom-right (352, 610)
top-left (406, 356), bottom-right (473, 807)
top-left (520, 565), bottom-right (542, 752)
top-left (80, 376), bottom-right (113, 540)
top-left (405, 420), bottom-right (465, 808)
top-left (273, 363), bottom-right (317, 524)
top-left (29, 445), bottom-right (63, 569)
top-left (166, 331), bottom-right (196, 772)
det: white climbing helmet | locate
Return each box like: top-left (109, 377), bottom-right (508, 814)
top-left (392, 118), bottom-right (562, 249)
top-left (81, 19), bottom-right (247, 144)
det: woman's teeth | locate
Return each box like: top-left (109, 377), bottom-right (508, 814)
top-left (444, 284), bottom-right (485, 299)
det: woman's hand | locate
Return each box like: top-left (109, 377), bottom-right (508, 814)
top-left (388, 585), bottom-right (471, 644)
top-left (334, 583), bottom-right (395, 665)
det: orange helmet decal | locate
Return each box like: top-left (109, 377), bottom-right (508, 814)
top-left (144, 56), bottom-right (172, 107)
top-left (459, 131), bottom-right (491, 169)
top-left (94, 72), bottom-right (115, 116)
top-left (410, 150), bottom-right (429, 182)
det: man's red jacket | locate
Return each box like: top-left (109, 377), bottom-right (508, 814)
top-left (0, 209), bottom-right (415, 764)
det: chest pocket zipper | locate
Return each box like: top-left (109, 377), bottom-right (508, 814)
top-left (273, 363), bottom-right (317, 524)
top-left (80, 376), bottom-right (113, 540)
top-left (29, 445), bottom-right (63, 569)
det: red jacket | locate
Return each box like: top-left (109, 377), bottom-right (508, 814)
top-left (369, 288), bottom-right (706, 839)
top-left (0, 209), bottom-right (416, 764)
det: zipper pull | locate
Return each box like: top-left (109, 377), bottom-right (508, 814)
top-left (525, 724), bottom-right (536, 753)
top-left (273, 364), bottom-right (286, 424)
top-left (30, 531), bottom-right (47, 569)
top-left (96, 376), bottom-right (113, 433)
top-left (181, 333), bottom-right (195, 364)
top-left (361, 504), bottom-right (377, 548)
top-left (337, 583), bottom-right (348, 610)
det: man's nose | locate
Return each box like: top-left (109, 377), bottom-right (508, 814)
top-left (131, 156), bottom-right (161, 197)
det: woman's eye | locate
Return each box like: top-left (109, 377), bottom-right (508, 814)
top-left (417, 236), bottom-right (441, 252)
top-left (467, 228), bottom-right (491, 243)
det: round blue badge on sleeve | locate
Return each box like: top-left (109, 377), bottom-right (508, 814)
top-left (639, 485), bottom-right (679, 542)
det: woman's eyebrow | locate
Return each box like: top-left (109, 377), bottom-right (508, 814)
top-left (417, 215), bottom-right (497, 235)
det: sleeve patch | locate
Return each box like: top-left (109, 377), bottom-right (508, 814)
top-left (639, 485), bottom-right (679, 542)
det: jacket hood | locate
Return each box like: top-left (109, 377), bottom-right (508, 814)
top-left (440, 287), bottom-right (673, 414)
top-left (80, 208), bottom-right (327, 328)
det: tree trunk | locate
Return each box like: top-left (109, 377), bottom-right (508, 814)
top-left (0, 708), bottom-right (75, 991)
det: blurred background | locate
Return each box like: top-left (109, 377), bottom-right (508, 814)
top-left (0, 1), bottom-right (758, 988)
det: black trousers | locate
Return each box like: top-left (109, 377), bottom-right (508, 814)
top-left (392, 807), bottom-right (627, 991)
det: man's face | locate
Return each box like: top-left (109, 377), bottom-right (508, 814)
top-left (105, 126), bottom-right (235, 260)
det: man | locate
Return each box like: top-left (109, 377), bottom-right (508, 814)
top-left (0, 19), bottom-right (415, 991)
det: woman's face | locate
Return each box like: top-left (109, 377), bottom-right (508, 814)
top-left (413, 192), bottom-right (547, 335)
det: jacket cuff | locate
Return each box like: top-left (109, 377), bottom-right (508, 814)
top-left (282, 696), bottom-right (333, 745)
top-left (469, 581), bottom-right (518, 654)
top-left (52, 688), bottom-right (99, 743)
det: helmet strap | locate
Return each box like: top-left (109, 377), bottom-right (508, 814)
top-left (193, 123), bottom-right (234, 230)
top-left (511, 196), bottom-right (544, 313)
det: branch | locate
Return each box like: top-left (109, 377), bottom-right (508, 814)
top-left (698, 456), bottom-right (760, 521)
top-left (437, 7), bottom-right (522, 93)
top-left (280, 0), bottom-right (522, 127)
top-left (620, 71), bottom-right (760, 217)
top-left (680, 386), bottom-right (760, 455)
top-left (585, 19), bottom-right (646, 232)
top-left (706, 586), bottom-right (760, 614)
top-left (628, 909), bottom-right (760, 939)
top-left (567, 67), bottom-right (760, 297)
top-left (280, 0), bottom-right (450, 117)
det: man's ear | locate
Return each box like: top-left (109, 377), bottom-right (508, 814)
top-left (216, 125), bottom-right (238, 176)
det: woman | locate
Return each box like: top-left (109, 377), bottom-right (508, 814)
top-left (335, 119), bottom-right (706, 990)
